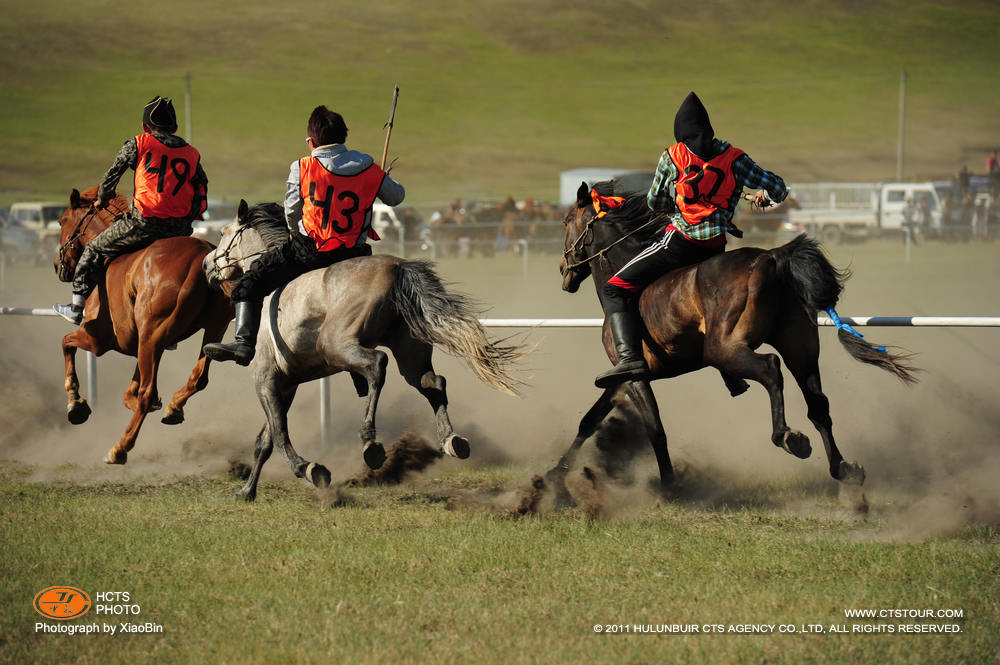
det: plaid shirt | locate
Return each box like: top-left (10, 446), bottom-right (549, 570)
top-left (647, 139), bottom-right (787, 242)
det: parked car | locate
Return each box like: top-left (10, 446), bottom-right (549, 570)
top-left (0, 209), bottom-right (42, 262)
top-left (8, 201), bottom-right (66, 260)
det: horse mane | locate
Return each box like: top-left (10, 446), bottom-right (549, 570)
top-left (243, 202), bottom-right (291, 249)
top-left (591, 178), bottom-right (667, 245)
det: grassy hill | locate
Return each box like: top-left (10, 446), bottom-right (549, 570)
top-left (1, 0), bottom-right (998, 207)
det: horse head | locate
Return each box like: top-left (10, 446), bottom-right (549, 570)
top-left (54, 187), bottom-right (125, 282)
top-left (559, 182), bottom-right (599, 293)
top-left (203, 199), bottom-right (286, 288)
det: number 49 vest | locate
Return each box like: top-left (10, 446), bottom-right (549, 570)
top-left (133, 134), bottom-right (205, 219)
top-left (667, 143), bottom-right (745, 225)
top-left (299, 157), bottom-right (386, 252)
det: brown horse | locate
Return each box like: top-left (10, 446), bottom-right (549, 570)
top-left (553, 180), bottom-right (917, 492)
top-left (54, 187), bottom-right (234, 464)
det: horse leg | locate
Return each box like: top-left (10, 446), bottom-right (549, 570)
top-left (235, 424), bottom-right (273, 502)
top-left (106, 338), bottom-right (162, 464)
top-left (706, 341), bottom-right (811, 460)
top-left (544, 388), bottom-right (618, 505)
top-left (61, 330), bottom-right (97, 425)
top-left (255, 368), bottom-right (331, 490)
top-left (123, 363), bottom-right (162, 413)
top-left (623, 380), bottom-right (674, 492)
top-left (390, 334), bottom-right (468, 459)
top-left (163, 313), bottom-right (231, 424)
top-left (771, 316), bottom-right (864, 485)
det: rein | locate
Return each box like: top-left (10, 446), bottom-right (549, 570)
top-left (562, 211), bottom-right (663, 271)
top-left (209, 223), bottom-right (278, 277)
top-left (56, 200), bottom-right (125, 273)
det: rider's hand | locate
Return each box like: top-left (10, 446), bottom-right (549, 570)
top-left (752, 189), bottom-right (771, 208)
top-left (93, 198), bottom-right (108, 210)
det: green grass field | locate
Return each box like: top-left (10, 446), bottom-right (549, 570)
top-left (2, 1), bottom-right (999, 206)
top-left (2, 463), bottom-right (997, 665)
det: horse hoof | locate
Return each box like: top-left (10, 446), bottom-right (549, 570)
top-left (149, 397), bottom-right (162, 413)
top-left (305, 462), bottom-right (331, 488)
top-left (443, 435), bottom-right (470, 459)
top-left (67, 400), bottom-right (91, 425)
top-left (838, 460), bottom-right (866, 486)
top-left (234, 488), bottom-right (257, 502)
top-left (781, 431), bottom-right (811, 459)
top-left (161, 409), bottom-right (184, 425)
top-left (104, 451), bottom-right (127, 465)
top-left (363, 442), bottom-right (386, 470)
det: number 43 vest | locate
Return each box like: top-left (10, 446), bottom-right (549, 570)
top-left (299, 157), bottom-right (386, 252)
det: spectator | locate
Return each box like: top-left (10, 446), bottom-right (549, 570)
top-left (955, 165), bottom-right (970, 200)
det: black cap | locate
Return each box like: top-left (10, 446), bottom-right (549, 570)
top-left (673, 91), bottom-right (715, 160)
top-left (142, 96), bottom-right (178, 133)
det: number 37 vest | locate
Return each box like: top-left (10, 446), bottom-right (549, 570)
top-left (667, 142), bottom-right (745, 225)
top-left (299, 157), bottom-right (386, 252)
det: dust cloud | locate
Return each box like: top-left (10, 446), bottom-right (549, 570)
top-left (2, 240), bottom-right (999, 540)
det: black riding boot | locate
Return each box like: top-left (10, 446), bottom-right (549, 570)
top-left (594, 311), bottom-right (650, 388)
top-left (203, 301), bottom-right (261, 366)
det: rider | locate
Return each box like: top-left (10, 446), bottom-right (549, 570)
top-left (203, 106), bottom-right (405, 366)
top-left (595, 91), bottom-right (788, 389)
top-left (54, 96), bottom-right (208, 324)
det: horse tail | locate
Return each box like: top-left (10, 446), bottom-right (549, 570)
top-left (769, 234), bottom-right (846, 311)
top-left (390, 260), bottom-right (528, 396)
top-left (770, 234), bottom-right (919, 384)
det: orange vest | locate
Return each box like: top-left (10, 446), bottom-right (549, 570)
top-left (133, 134), bottom-right (205, 219)
top-left (667, 143), bottom-right (745, 225)
top-left (299, 157), bottom-right (386, 251)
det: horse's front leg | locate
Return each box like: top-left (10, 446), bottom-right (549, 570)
top-left (623, 380), bottom-right (674, 492)
top-left (62, 331), bottom-right (92, 425)
top-left (544, 388), bottom-right (618, 506)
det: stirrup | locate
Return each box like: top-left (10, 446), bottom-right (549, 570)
top-left (594, 360), bottom-right (650, 389)
top-left (53, 303), bottom-right (83, 325)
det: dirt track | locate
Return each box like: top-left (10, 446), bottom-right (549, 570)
top-left (2, 239), bottom-right (999, 537)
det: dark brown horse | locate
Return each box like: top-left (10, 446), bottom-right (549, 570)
top-left (554, 180), bottom-right (917, 492)
top-left (54, 187), bottom-right (234, 464)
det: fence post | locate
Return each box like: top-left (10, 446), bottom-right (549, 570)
top-left (320, 376), bottom-right (331, 448)
top-left (86, 351), bottom-right (98, 410)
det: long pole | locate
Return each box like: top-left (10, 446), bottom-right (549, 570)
top-left (896, 69), bottom-right (906, 182)
top-left (380, 85), bottom-right (399, 170)
top-left (185, 72), bottom-right (193, 143)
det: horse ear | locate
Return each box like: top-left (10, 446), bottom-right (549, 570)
top-left (70, 189), bottom-right (81, 208)
top-left (237, 199), bottom-right (249, 222)
top-left (576, 182), bottom-right (591, 208)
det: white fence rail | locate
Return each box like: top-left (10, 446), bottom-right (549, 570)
top-left (3, 308), bottom-right (999, 446)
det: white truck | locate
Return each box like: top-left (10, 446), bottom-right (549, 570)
top-left (785, 182), bottom-right (950, 243)
top-left (8, 201), bottom-right (66, 258)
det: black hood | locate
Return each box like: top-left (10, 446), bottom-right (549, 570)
top-left (673, 91), bottom-right (715, 160)
top-left (142, 96), bottom-right (178, 134)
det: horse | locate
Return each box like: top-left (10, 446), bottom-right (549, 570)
top-left (553, 180), bottom-right (917, 493)
top-left (202, 201), bottom-right (526, 501)
top-left (53, 187), bottom-right (235, 464)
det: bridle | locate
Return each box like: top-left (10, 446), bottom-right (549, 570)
top-left (561, 206), bottom-right (662, 272)
top-left (56, 200), bottom-right (126, 274)
top-left (208, 222), bottom-right (275, 278)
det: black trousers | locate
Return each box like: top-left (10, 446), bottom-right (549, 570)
top-left (231, 234), bottom-right (372, 303)
top-left (601, 228), bottom-right (723, 315)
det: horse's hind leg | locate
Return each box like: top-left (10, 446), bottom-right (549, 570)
top-left (705, 339), bottom-right (811, 460)
top-left (390, 334), bottom-right (468, 459)
top-left (771, 315), bottom-right (864, 485)
top-left (106, 339), bottom-right (163, 464)
top-left (544, 388), bottom-right (617, 506)
top-left (123, 364), bottom-right (162, 413)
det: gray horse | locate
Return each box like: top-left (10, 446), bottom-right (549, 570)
top-left (204, 201), bottom-right (525, 501)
